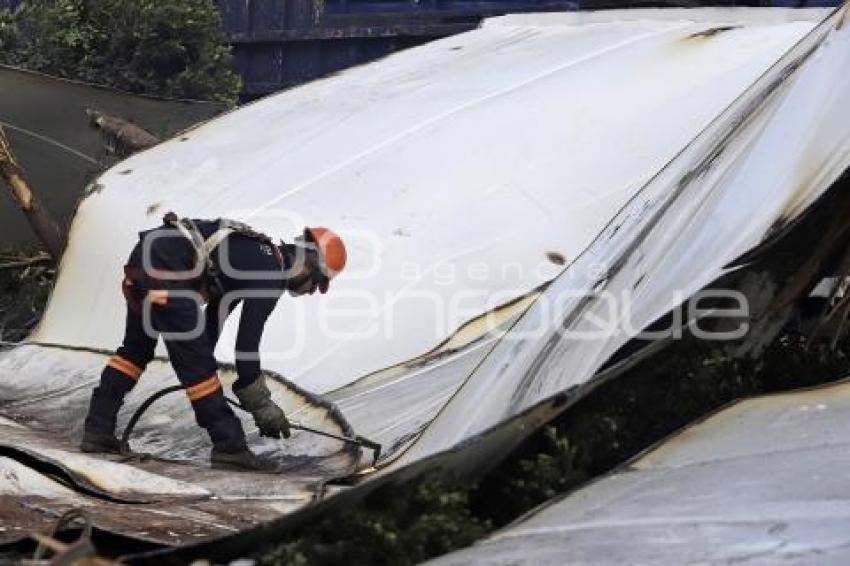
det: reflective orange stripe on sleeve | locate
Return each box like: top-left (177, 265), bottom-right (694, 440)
top-left (107, 355), bottom-right (143, 380)
top-left (186, 375), bottom-right (222, 402)
top-left (147, 289), bottom-right (169, 306)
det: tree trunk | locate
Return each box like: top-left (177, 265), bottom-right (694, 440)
top-left (0, 127), bottom-right (64, 260)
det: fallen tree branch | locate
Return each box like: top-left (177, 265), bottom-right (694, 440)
top-left (88, 109), bottom-right (160, 156)
top-left (0, 126), bottom-right (64, 260)
top-left (0, 254), bottom-right (52, 270)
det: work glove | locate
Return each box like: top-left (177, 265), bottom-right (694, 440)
top-left (234, 378), bottom-right (291, 439)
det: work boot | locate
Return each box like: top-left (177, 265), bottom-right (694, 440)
top-left (81, 367), bottom-right (135, 454)
top-left (80, 429), bottom-right (122, 454)
top-left (234, 378), bottom-right (291, 439)
top-left (210, 446), bottom-right (280, 472)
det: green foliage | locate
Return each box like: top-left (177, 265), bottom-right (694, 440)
top-left (477, 426), bottom-right (587, 523)
top-left (0, 9), bottom-right (16, 50)
top-left (0, 0), bottom-right (240, 104)
top-left (258, 480), bottom-right (492, 566)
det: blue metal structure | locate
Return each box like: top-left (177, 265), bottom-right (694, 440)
top-left (216, 0), bottom-right (578, 98)
top-left (213, 0), bottom-right (845, 98)
top-left (2, 0), bottom-right (843, 99)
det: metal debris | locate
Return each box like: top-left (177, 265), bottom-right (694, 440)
top-left (428, 380), bottom-right (850, 565)
top-left (1, 6), bottom-right (846, 556)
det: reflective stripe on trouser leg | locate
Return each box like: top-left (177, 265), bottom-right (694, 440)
top-left (84, 303), bottom-right (155, 435)
top-left (185, 375), bottom-right (222, 401)
top-left (187, 380), bottom-right (247, 452)
top-left (107, 355), bottom-right (143, 381)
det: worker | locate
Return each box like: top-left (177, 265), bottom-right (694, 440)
top-left (80, 214), bottom-right (347, 471)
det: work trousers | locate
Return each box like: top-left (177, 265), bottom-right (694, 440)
top-left (84, 291), bottom-right (247, 452)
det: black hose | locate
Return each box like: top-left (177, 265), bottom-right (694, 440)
top-left (120, 385), bottom-right (183, 454)
top-left (120, 385), bottom-right (382, 466)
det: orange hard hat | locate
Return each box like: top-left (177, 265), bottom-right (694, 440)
top-left (305, 227), bottom-right (347, 280)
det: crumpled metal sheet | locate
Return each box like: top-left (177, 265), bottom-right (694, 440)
top-left (428, 380), bottom-right (850, 565)
top-left (132, 5), bottom-right (850, 558)
top-left (0, 345), bottom-right (357, 545)
top-left (0, 65), bottom-right (225, 248)
top-left (28, 8), bottom-right (826, 392)
top-left (328, 292), bottom-right (539, 461)
top-left (0, 441), bottom-right (316, 547)
top-left (0, 296), bottom-right (525, 546)
top-left (391, 2), bottom-right (850, 470)
top-left (0, 6), bottom-right (841, 551)
top-left (0, 345), bottom-right (358, 469)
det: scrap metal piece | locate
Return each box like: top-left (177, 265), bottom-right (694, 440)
top-left (428, 380), bottom-right (850, 565)
top-left (391, 3), bottom-right (850, 472)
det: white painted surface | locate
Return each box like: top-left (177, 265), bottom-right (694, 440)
top-left (396, 4), bottom-right (850, 466)
top-left (33, 8), bottom-right (824, 394)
